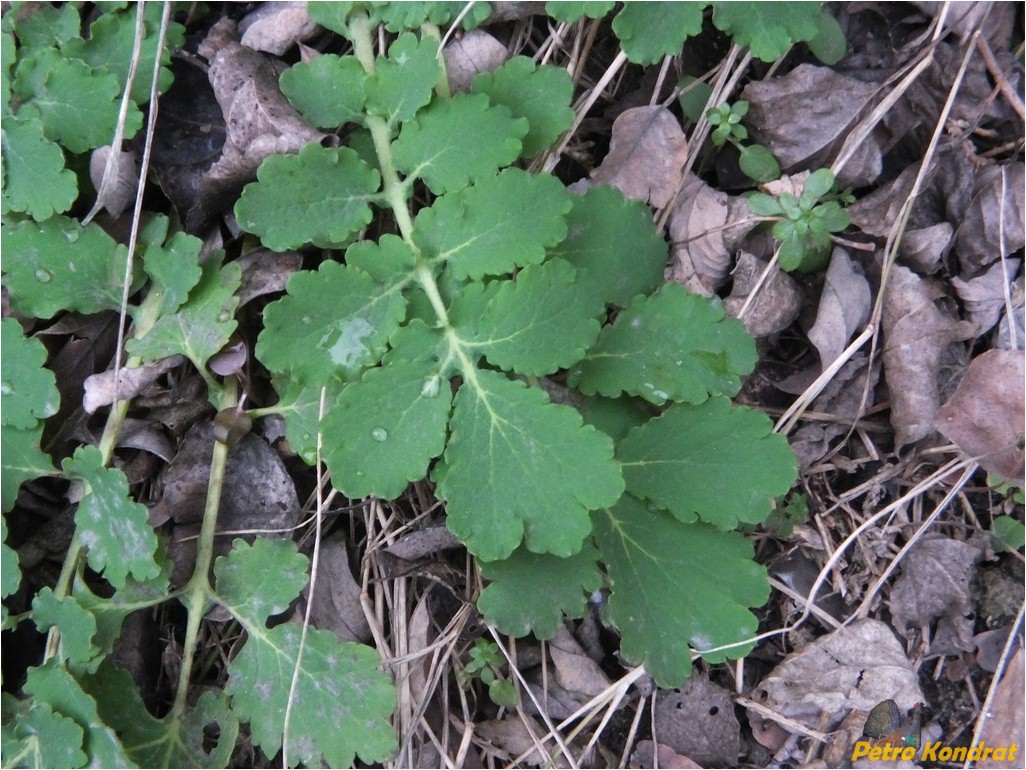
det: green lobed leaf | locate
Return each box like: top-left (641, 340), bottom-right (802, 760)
top-left (255, 261), bottom-right (407, 384)
top-left (569, 285), bottom-right (756, 406)
top-left (235, 143), bottom-right (381, 251)
top-left (450, 259), bottom-right (602, 376)
top-left (13, 48), bottom-right (141, 153)
top-left (2, 517), bottom-right (20, 599)
top-left (548, 186), bottom-right (669, 308)
top-left (579, 395), bottom-right (651, 445)
top-left (63, 446), bottom-right (161, 591)
top-left (392, 92), bottom-right (527, 195)
top-left (545, 1), bottom-right (616, 22)
top-left (1, 216), bottom-right (130, 319)
top-left (478, 541), bottom-right (602, 639)
top-left (139, 229), bottom-right (204, 319)
top-left (365, 33), bottom-right (440, 125)
top-left (81, 663), bottom-right (238, 769)
top-left (280, 54), bottom-right (366, 129)
top-left (126, 259), bottom-right (241, 371)
top-left (438, 369), bottom-right (624, 561)
top-left (306, 2), bottom-right (356, 37)
top-left (617, 397), bottom-right (797, 529)
top-left (322, 355), bottom-right (453, 499)
top-left (4, 2), bottom-right (81, 48)
top-left (345, 233), bottom-right (418, 285)
top-left (2, 424), bottom-right (55, 513)
top-left (271, 375), bottom-right (345, 465)
top-left (1, 318), bottom-right (59, 430)
top-left (611, 2), bottom-right (705, 65)
top-left (1, 113), bottom-right (77, 220)
top-left (31, 588), bottom-right (98, 670)
top-left (594, 495), bottom-right (770, 686)
top-left (414, 167), bottom-right (571, 279)
top-left (23, 660), bottom-right (134, 768)
top-left (808, 9), bottom-right (847, 65)
top-left (472, 57), bottom-right (575, 158)
top-left (1, 701), bottom-right (87, 769)
top-left (711, 1), bottom-right (822, 62)
top-left (213, 538), bottom-right (310, 624)
top-left (374, 2), bottom-right (491, 32)
top-left (2, 32), bottom-right (14, 111)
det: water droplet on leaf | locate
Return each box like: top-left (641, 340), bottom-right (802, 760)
top-left (34, 269), bottom-right (52, 283)
top-left (0, 381), bottom-right (13, 396)
top-left (420, 377), bottom-right (440, 398)
top-left (217, 309), bottom-right (232, 323)
top-left (371, 427), bottom-right (388, 442)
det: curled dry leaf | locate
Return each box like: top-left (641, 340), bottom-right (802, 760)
top-left (548, 626), bottom-right (611, 698)
top-left (807, 248), bottom-right (871, 369)
top-left (302, 532), bottom-right (372, 643)
top-left (953, 258), bottom-right (1023, 337)
top-left (889, 535), bottom-right (985, 654)
top-left (237, 248), bottom-right (303, 305)
top-left (383, 523), bottom-right (461, 561)
top-left (975, 650), bottom-right (1025, 769)
top-left (653, 674), bottom-right (740, 768)
top-left (591, 105), bottom-right (688, 209)
top-left (881, 265), bottom-right (975, 447)
top-left (955, 163), bottom-right (1026, 275)
top-left (668, 174), bottom-right (755, 294)
top-left (88, 145), bottom-right (139, 219)
top-left (936, 348), bottom-right (1025, 485)
top-left (899, 222), bottom-right (953, 274)
top-left (444, 29), bottom-right (508, 92)
top-left (239, 1), bottom-right (318, 55)
top-left (750, 619), bottom-right (923, 731)
top-left (83, 355), bottom-right (186, 414)
top-left (742, 64), bottom-right (882, 187)
top-left (724, 251), bottom-right (802, 337)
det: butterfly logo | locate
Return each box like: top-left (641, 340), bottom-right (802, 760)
top-left (863, 699), bottom-right (922, 749)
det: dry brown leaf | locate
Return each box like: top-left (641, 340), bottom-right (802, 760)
top-left (953, 259), bottom-right (1023, 337)
top-left (629, 740), bottom-right (701, 769)
top-left (591, 106), bottom-right (688, 209)
top-left (899, 222), bottom-right (953, 273)
top-left (237, 248), bottom-right (304, 306)
top-left (889, 535), bottom-right (985, 654)
top-left (724, 251), bottom-right (802, 337)
top-left (301, 533), bottom-right (372, 643)
top-left (239, 1), bottom-right (317, 55)
top-left (548, 626), bottom-right (611, 698)
top-left (808, 248), bottom-right (872, 369)
top-left (742, 64), bottom-right (882, 187)
top-left (751, 619), bottom-right (923, 730)
top-left (384, 524), bottom-right (461, 561)
top-left (975, 650), bottom-right (1025, 769)
top-left (881, 265), bottom-right (975, 447)
top-left (477, 714), bottom-right (572, 767)
top-left (936, 349), bottom-right (1025, 485)
top-left (88, 145), bottom-right (138, 219)
top-left (444, 29), bottom-right (508, 92)
top-left (955, 163), bottom-right (1026, 275)
top-left (117, 417), bottom-right (175, 463)
top-left (653, 674), bottom-right (740, 768)
top-left (83, 356), bottom-right (186, 414)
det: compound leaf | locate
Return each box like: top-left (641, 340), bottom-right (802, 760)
top-left (1, 113), bottom-right (77, 220)
top-left (413, 167), bottom-right (570, 279)
top-left (140, 230), bottom-right (204, 318)
top-left (711, 1), bottom-right (822, 62)
top-left (594, 495), bottom-right (770, 686)
top-left (256, 261), bottom-right (406, 384)
top-left (280, 54), bottom-right (366, 129)
top-left (235, 143), bottom-right (381, 251)
top-left (63, 446), bottom-right (160, 591)
top-left (1, 701), bottom-right (87, 769)
top-left (612, 2), bottom-right (705, 65)
top-left (31, 588), bottom-right (97, 669)
top-left (437, 369), bottom-right (623, 561)
top-left (569, 285), bottom-right (756, 405)
top-left (392, 93), bottom-right (526, 195)
top-left (478, 541), bottom-right (602, 639)
top-left (472, 57), bottom-right (574, 158)
top-left (1, 318), bottom-right (59, 430)
top-left (2, 425), bottom-right (54, 513)
top-left (548, 185), bottom-right (668, 308)
top-left (126, 259), bottom-right (241, 370)
top-left (451, 259), bottom-right (602, 376)
top-left (322, 356), bottom-right (453, 499)
top-left (1, 216), bottom-right (129, 318)
top-left (365, 33), bottom-right (440, 125)
top-left (345, 234), bottom-right (417, 285)
top-left (617, 397), bottom-right (797, 529)
top-left (216, 539), bottom-right (397, 768)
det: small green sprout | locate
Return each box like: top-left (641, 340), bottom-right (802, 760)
top-left (460, 639), bottom-right (519, 709)
top-left (705, 101), bottom-right (781, 183)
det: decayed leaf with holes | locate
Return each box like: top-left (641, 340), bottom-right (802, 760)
top-left (952, 259), bottom-right (1022, 337)
top-left (936, 349), bottom-right (1025, 485)
top-left (889, 535), bottom-right (985, 654)
top-left (807, 248), bottom-right (871, 369)
top-left (724, 251), bottom-right (802, 338)
top-left (653, 674), bottom-right (740, 767)
top-left (590, 106), bottom-right (688, 209)
top-left (954, 163), bottom-right (1026, 275)
top-left (742, 64), bottom-right (881, 186)
top-left (881, 265), bottom-right (975, 447)
top-left (751, 619), bottom-right (922, 731)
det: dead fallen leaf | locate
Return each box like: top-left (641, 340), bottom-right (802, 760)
top-left (237, 248), bottom-right (304, 306)
top-left (953, 259), bottom-right (1022, 338)
top-left (936, 349), bottom-right (1025, 485)
top-left (89, 145), bottom-right (139, 219)
top-left (477, 714), bottom-right (573, 767)
top-left (955, 163), bottom-right (1026, 276)
top-left (724, 251), bottom-right (802, 337)
top-left (384, 524), bottom-right (461, 561)
top-left (889, 535), bottom-right (985, 654)
top-left (974, 650), bottom-right (1025, 769)
top-left (653, 674), bottom-right (740, 768)
top-left (83, 356), bottom-right (186, 414)
top-left (548, 625), bottom-right (611, 698)
top-left (629, 739), bottom-right (701, 769)
top-left (881, 265), bottom-right (975, 447)
top-left (751, 619), bottom-right (923, 731)
top-left (444, 29), bottom-right (508, 92)
top-left (239, 1), bottom-right (317, 55)
top-left (742, 64), bottom-right (882, 187)
top-left (591, 105), bottom-right (688, 209)
top-left (898, 222), bottom-right (953, 274)
top-left (301, 532), bottom-right (372, 643)
top-left (808, 248), bottom-right (872, 370)
top-left (118, 418), bottom-right (175, 463)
